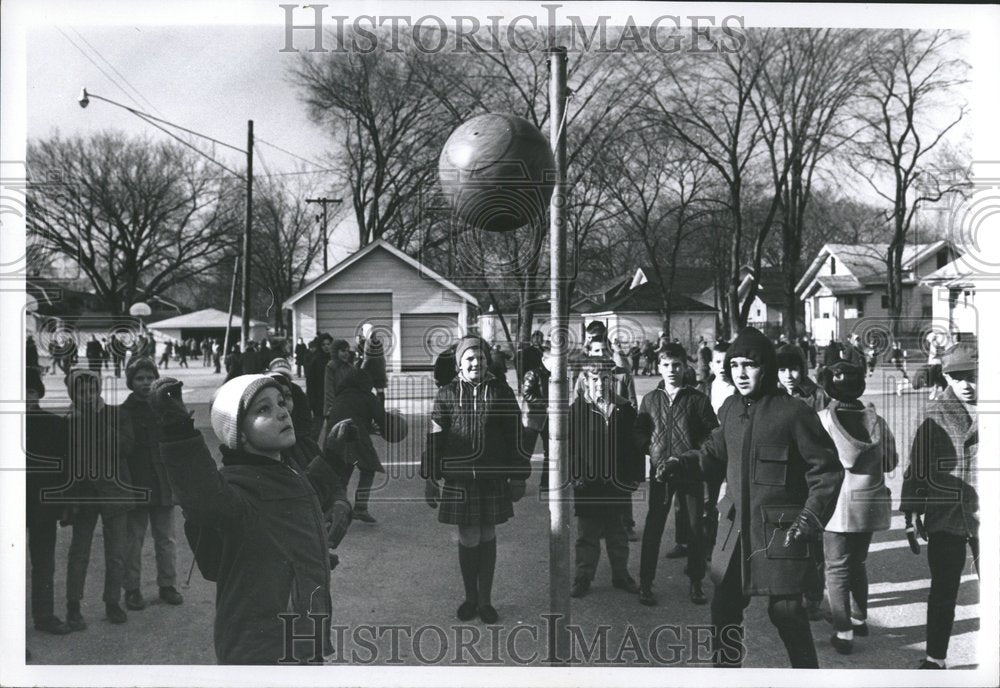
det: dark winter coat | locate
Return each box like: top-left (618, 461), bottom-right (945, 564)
top-left (569, 395), bottom-right (645, 518)
top-left (240, 348), bottom-right (264, 375)
top-left (119, 393), bottom-right (177, 507)
top-left (26, 408), bottom-right (69, 524)
top-left (785, 377), bottom-right (831, 413)
top-left (680, 392), bottom-right (843, 596)
top-left (433, 346), bottom-right (458, 388)
top-left (295, 342), bottom-right (308, 367)
top-left (635, 383), bottom-right (718, 482)
top-left (421, 372), bottom-right (529, 482)
top-left (64, 401), bottom-right (139, 518)
top-left (900, 386), bottom-right (978, 538)
top-left (361, 338), bottom-right (387, 389)
top-left (305, 350), bottom-right (330, 419)
top-left (323, 357), bottom-right (363, 421)
top-left (325, 369), bottom-right (386, 474)
top-left (160, 426), bottom-right (346, 665)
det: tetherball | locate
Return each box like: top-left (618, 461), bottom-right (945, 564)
top-left (439, 113), bottom-right (555, 232)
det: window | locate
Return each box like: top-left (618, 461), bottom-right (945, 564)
top-left (844, 296), bottom-right (853, 307)
top-left (830, 257), bottom-right (837, 275)
top-left (921, 293), bottom-right (933, 318)
top-left (822, 313), bottom-right (829, 319)
top-left (756, 309), bottom-right (761, 317)
top-left (881, 295), bottom-right (889, 309)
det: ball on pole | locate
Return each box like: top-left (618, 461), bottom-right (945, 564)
top-left (439, 113), bottom-right (556, 232)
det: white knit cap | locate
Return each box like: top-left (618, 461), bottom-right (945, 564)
top-left (210, 374), bottom-right (281, 450)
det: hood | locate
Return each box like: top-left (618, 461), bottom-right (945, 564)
top-left (724, 326), bottom-right (778, 398)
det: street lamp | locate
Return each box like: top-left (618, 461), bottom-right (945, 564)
top-left (78, 87), bottom-right (255, 351)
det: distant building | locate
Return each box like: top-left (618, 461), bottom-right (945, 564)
top-left (920, 257), bottom-right (977, 339)
top-left (148, 308), bottom-right (267, 345)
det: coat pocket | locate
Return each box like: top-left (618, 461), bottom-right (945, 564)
top-left (760, 505), bottom-right (810, 560)
top-left (752, 444), bottom-right (789, 487)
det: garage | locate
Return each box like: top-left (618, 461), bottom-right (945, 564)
top-left (315, 293), bottom-right (392, 343)
top-left (400, 313), bottom-right (459, 370)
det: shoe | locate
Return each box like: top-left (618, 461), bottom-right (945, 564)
top-left (34, 615), bottom-right (72, 635)
top-left (638, 587), bottom-right (657, 606)
top-left (612, 576), bottom-right (640, 594)
top-left (124, 589), bottom-right (146, 611)
top-left (830, 635), bottom-right (853, 655)
top-left (918, 659), bottom-right (945, 669)
top-left (689, 581), bottom-right (707, 605)
top-left (159, 586), bottom-right (184, 605)
top-left (66, 604), bottom-right (87, 632)
top-left (353, 509), bottom-right (377, 523)
top-left (105, 602), bottom-right (127, 624)
top-left (852, 622), bottom-right (869, 637)
top-left (457, 600), bottom-right (478, 621)
top-left (478, 604), bottom-right (499, 624)
top-left (805, 599), bottom-right (824, 621)
top-left (570, 579), bottom-right (590, 598)
top-left (664, 544), bottom-right (688, 559)
top-left (625, 527), bottom-right (639, 542)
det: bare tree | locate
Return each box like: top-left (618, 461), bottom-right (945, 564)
top-left (27, 133), bottom-right (238, 315)
top-left (854, 29), bottom-right (969, 335)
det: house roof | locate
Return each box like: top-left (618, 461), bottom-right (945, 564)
top-left (815, 275), bottom-right (872, 295)
top-left (283, 239), bottom-right (478, 308)
top-left (148, 308), bottom-right (264, 330)
top-left (921, 257), bottom-right (976, 289)
top-left (738, 267), bottom-right (786, 305)
top-left (581, 281), bottom-right (717, 315)
top-left (796, 241), bottom-right (949, 295)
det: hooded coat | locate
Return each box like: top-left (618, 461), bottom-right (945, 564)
top-left (900, 386), bottom-right (978, 538)
top-left (159, 425), bottom-right (346, 664)
top-left (324, 367), bottom-right (386, 474)
top-left (679, 328), bottom-right (843, 596)
top-left (776, 344), bottom-right (830, 413)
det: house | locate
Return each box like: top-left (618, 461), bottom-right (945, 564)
top-left (148, 308), bottom-right (268, 345)
top-left (282, 239), bottom-right (479, 371)
top-left (796, 241), bottom-right (957, 346)
top-left (920, 257), bottom-right (977, 338)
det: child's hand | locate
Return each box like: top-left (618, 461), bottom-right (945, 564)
top-left (424, 478), bottom-right (440, 509)
top-left (328, 500), bottom-right (352, 548)
top-left (149, 378), bottom-right (191, 426)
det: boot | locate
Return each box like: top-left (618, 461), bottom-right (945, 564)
top-left (105, 602), bottom-right (127, 624)
top-left (66, 602), bottom-right (87, 632)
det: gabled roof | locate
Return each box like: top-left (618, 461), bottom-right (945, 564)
top-left (283, 239), bottom-right (478, 308)
top-left (815, 275), bottom-right (871, 295)
top-left (921, 257), bottom-right (976, 289)
top-left (584, 281), bottom-right (717, 314)
top-left (796, 241), bottom-right (949, 295)
top-left (148, 308), bottom-right (264, 330)
top-left (738, 267), bottom-right (786, 306)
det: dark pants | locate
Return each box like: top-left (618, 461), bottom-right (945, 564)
top-left (521, 422), bottom-right (549, 487)
top-left (639, 478), bottom-right (705, 587)
top-left (575, 512), bottom-right (630, 583)
top-left (926, 532), bottom-right (980, 660)
top-left (710, 541), bottom-right (818, 668)
top-left (67, 508), bottom-right (128, 605)
top-left (823, 531), bottom-right (873, 632)
top-left (214, 354), bottom-right (221, 373)
top-left (113, 355), bottom-right (125, 378)
top-left (343, 463), bottom-right (375, 512)
top-left (704, 482), bottom-right (721, 554)
top-left (28, 516), bottom-right (59, 620)
top-left (125, 505), bottom-right (177, 590)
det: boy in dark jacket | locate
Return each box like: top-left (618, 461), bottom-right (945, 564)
top-left (422, 336), bottom-right (530, 624)
top-left (568, 354), bottom-right (644, 598)
top-left (900, 342), bottom-right (979, 670)
top-left (671, 327), bottom-right (843, 668)
top-left (777, 343), bottom-right (830, 413)
top-left (635, 343), bottom-right (718, 606)
top-left (119, 357), bottom-right (183, 611)
top-left (151, 374), bottom-right (353, 664)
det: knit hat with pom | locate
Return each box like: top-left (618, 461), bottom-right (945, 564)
top-left (210, 374), bottom-right (282, 450)
top-left (266, 357), bottom-right (293, 379)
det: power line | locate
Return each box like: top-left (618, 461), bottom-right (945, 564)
top-left (57, 27), bottom-right (148, 114)
top-left (256, 137), bottom-right (328, 169)
top-left (70, 27), bottom-right (163, 118)
top-left (132, 110), bottom-right (243, 179)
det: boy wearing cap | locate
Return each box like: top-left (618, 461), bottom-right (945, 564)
top-left (670, 327), bottom-right (843, 668)
top-left (151, 374), bottom-right (354, 664)
top-left (568, 354), bottom-right (644, 598)
top-left (900, 341), bottom-right (979, 670)
top-left (777, 343), bottom-right (830, 413)
top-left (25, 368), bottom-right (72, 635)
top-left (119, 357), bottom-right (183, 611)
top-left (421, 336), bottom-right (529, 624)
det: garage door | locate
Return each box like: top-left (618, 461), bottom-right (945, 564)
top-left (315, 293), bottom-right (393, 347)
top-left (400, 313), bottom-right (459, 370)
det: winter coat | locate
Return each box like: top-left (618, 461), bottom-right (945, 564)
top-left (635, 383), bottom-right (718, 483)
top-left (240, 348), bottom-right (264, 375)
top-left (305, 350), bottom-right (330, 419)
top-left (900, 386), bottom-right (978, 538)
top-left (295, 343), bottom-right (308, 366)
top-left (64, 401), bottom-right (139, 518)
top-left (325, 371), bottom-right (386, 474)
top-left (573, 367), bottom-right (637, 407)
top-left (785, 377), bottom-right (831, 413)
top-left (819, 402), bottom-right (896, 533)
top-left (119, 393), bottom-right (177, 507)
top-left (26, 408), bottom-right (69, 524)
top-left (679, 392), bottom-right (843, 596)
top-left (433, 346), bottom-right (458, 388)
top-left (361, 339), bottom-right (387, 389)
top-left (569, 395), bottom-right (645, 518)
top-left (421, 372), bottom-right (529, 482)
top-left (323, 357), bottom-right (364, 421)
top-left (520, 365), bottom-right (549, 431)
top-left (159, 426), bottom-right (346, 665)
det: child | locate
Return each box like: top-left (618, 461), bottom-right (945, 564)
top-left (776, 343), bottom-right (830, 412)
top-left (151, 375), bottom-right (353, 664)
top-left (421, 336), bottom-right (529, 624)
top-left (672, 327), bottom-right (843, 668)
top-left (568, 354), bottom-right (644, 598)
top-left (816, 362), bottom-right (897, 655)
top-left (635, 343), bottom-right (718, 606)
top-left (519, 345), bottom-right (550, 491)
top-left (900, 342), bottom-right (979, 670)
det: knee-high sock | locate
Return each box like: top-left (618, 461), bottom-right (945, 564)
top-left (458, 544), bottom-right (480, 603)
top-left (478, 538), bottom-right (497, 607)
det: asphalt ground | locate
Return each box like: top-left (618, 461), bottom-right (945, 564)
top-left (25, 363), bottom-right (980, 668)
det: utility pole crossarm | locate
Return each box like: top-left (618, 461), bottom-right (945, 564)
top-left (306, 197), bottom-right (343, 272)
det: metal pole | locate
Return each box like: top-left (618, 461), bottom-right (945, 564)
top-left (546, 45), bottom-right (570, 666)
top-left (223, 253), bottom-right (239, 359)
top-left (241, 120), bottom-right (254, 349)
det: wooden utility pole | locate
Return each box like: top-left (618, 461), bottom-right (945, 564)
top-left (241, 120), bottom-right (254, 349)
top-left (306, 197), bottom-right (343, 271)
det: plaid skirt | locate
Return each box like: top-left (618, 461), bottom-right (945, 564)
top-left (438, 478), bottom-right (514, 526)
